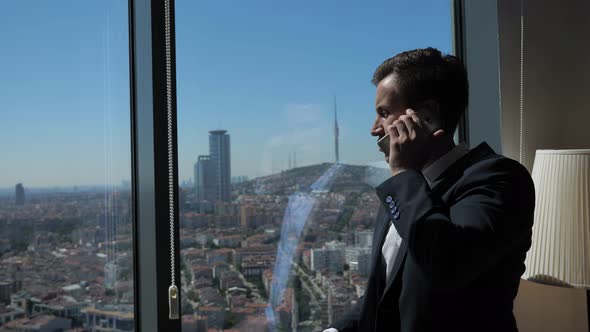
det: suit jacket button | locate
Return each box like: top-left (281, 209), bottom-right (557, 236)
top-left (393, 211), bottom-right (400, 219)
top-left (386, 196), bottom-right (393, 203)
top-left (388, 202), bottom-right (395, 208)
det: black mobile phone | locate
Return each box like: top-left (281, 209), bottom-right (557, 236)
top-left (377, 133), bottom-right (391, 153)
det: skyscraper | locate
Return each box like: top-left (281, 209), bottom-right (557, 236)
top-left (15, 183), bottom-right (25, 206)
top-left (194, 155), bottom-right (215, 202)
top-left (194, 130), bottom-right (231, 203)
top-left (209, 130), bottom-right (231, 202)
top-left (334, 96), bottom-right (340, 163)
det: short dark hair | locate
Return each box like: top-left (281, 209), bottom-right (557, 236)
top-left (372, 47), bottom-right (469, 133)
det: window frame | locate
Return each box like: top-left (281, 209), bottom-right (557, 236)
top-left (129, 0), bottom-right (181, 331)
top-left (452, 0), bottom-right (469, 145)
top-left (453, 0), bottom-right (502, 151)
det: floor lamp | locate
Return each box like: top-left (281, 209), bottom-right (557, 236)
top-left (523, 149), bottom-right (590, 330)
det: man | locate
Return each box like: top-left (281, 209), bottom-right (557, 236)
top-left (324, 48), bottom-right (535, 332)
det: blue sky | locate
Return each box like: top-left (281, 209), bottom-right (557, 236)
top-left (0, 0), bottom-right (452, 187)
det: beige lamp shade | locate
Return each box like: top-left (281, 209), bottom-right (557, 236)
top-left (523, 149), bottom-right (590, 288)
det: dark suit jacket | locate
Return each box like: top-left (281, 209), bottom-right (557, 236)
top-left (333, 142), bottom-right (535, 332)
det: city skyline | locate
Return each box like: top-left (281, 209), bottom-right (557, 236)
top-left (0, 162), bottom-right (385, 331)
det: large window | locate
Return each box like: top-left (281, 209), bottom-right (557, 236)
top-left (175, 1), bottom-right (453, 331)
top-left (0, 2), bottom-right (134, 331)
top-left (0, 1), bottom-right (460, 331)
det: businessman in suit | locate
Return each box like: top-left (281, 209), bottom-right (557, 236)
top-left (323, 48), bottom-right (535, 332)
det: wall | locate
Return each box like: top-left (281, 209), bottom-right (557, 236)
top-left (497, 0), bottom-right (590, 331)
top-left (498, 0), bottom-right (590, 170)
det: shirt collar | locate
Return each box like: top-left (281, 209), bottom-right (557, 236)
top-left (422, 143), bottom-right (470, 187)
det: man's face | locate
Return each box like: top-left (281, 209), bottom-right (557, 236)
top-left (371, 74), bottom-right (407, 157)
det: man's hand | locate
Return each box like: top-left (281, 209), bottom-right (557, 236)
top-left (387, 109), bottom-right (432, 176)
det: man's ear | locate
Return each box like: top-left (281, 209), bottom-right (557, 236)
top-left (419, 99), bottom-right (440, 116)
top-left (417, 99), bottom-right (443, 132)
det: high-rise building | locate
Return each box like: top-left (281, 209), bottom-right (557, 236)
top-left (209, 130), bottom-right (231, 202)
top-left (194, 155), bottom-right (215, 202)
top-left (194, 130), bottom-right (231, 203)
top-left (334, 96), bottom-right (340, 163)
top-left (15, 183), bottom-right (24, 206)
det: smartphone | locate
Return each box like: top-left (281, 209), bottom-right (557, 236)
top-left (377, 107), bottom-right (443, 153)
top-left (377, 134), bottom-right (391, 154)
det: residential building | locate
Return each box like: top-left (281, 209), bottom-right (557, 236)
top-left (311, 241), bottom-right (346, 272)
top-left (345, 246), bottom-right (372, 276)
top-left (82, 305), bottom-right (134, 331)
top-left (3, 315), bottom-right (71, 332)
top-left (0, 304), bottom-right (25, 326)
top-left (354, 229), bottom-right (373, 248)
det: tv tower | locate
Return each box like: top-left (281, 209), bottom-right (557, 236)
top-left (334, 96), bottom-right (340, 163)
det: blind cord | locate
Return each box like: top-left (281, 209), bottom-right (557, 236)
top-left (165, 0), bottom-right (180, 320)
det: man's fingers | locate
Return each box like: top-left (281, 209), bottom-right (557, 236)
top-left (400, 116), bottom-right (417, 138)
top-left (405, 109), bottom-right (421, 126)
top-left (387, 123), bottom-right (398, 136)
top-left (394, 120), bottom-right (408, 141)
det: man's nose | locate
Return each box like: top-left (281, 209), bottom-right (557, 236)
top-left (371, 118), bottom-right (384, 137)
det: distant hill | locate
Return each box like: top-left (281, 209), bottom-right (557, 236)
top-left (232, 163), bottom-right (391, 196)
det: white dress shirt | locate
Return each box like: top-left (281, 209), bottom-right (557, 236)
top-left (323, 143), bottom-right (469, 332)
